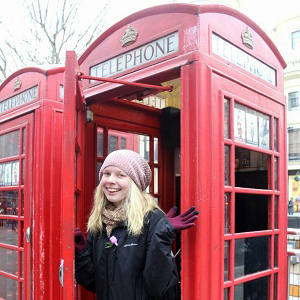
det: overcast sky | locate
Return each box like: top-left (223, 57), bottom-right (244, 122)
top-left (97, 0), bottom-right (299, 34)
top-left (1, 0), bottom-right (298, 37)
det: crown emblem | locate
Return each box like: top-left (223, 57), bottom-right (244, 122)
top-left (121, 25), bottom-right (138, 47)
top-left (241, 27), bottom-right (254, 49)
top-left (13, 77), bottom-right (21, 91)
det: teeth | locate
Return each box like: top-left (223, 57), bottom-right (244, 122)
top-left (107, 188), bottom-right (120, 192)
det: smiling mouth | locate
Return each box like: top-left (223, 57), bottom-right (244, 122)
top-left (107, 188), bottom-right (121, 193)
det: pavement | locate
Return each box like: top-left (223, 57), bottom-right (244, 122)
top-left (289, 211), bottom-right (300, 217)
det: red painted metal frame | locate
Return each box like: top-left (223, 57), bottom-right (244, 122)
top-left (0, 114), bottom-right (34, 300)
top-left (212, 71), bottom-right (286, 300)
top-left (61, 52), bottom-right (80, 300)
top-left (32, 102), bottom-right (64, 299)
top-left (61, 51), bottom-right (86, 300)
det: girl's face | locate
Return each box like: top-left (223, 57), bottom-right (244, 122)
top-left (100, 166), bottom-right (131, 206)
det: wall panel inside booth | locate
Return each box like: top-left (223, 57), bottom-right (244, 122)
top-left (81, 77), bottom-right (182, 299)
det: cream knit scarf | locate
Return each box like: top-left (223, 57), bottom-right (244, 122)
top-left (102, 203), bottom-right (126, 237)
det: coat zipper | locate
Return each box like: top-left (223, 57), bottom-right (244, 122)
top-left (112, 248), bottom-right (117, 282)
top-left (106, 247), bottom-right (110, 300)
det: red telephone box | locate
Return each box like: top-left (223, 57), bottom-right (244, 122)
top-left (0, 4), bottom-right (287, 300)
top-left (0, 67), bottom-right (65, 299)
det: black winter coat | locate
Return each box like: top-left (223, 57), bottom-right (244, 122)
top-left (75, 209), bottom-right (179, 300)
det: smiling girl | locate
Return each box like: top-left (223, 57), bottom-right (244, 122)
top-left (75, 149), bottom-right (198, 300)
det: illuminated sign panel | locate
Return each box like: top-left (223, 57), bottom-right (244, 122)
top-left (212, 33), bottom-right (276, 85)
top-left (0, 86), bottom-right (38, 114)
top-left (90, 31), bottom-right (179, 78)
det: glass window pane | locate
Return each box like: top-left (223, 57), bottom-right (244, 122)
top-left (224, 193), bottom-right (231, 234)
top-left (0, 130), bottom-right (20, 159)
top-left (96, 162), bottom-right (102, 186)
top-left (258, 116), bottom-right (270, 149)
top-left (292, 30), bottom-right (300, 50)
top-left (0, 220), bottom-right (18, 246)
top-left (154, 168), bottom-right (158, 194)
top-left (234, 104), bottom-right (246, 142)
top-left (10, 130), bottom-right (20, 157)
top-left (234, 104), bottom-right (270, 150)
top-left (274, 273), bottom-right (278, 300)
top-left (21, 190), bottom-right (24, 216)
top-left (0, 163), bottom-right (4, 186)
top-left (234, 276), bottom-right (269, 300)
top-left (288, 128), bottom-right (300, 161)
top-left (274, 196), bottom-right (278, 229)
top-left (274, 118), bottom-right (278, 152)
top-left (108, 135), bottom-right (118, 154)
top-left (0, 191), bottom-right (18, 215)
top-left (120, 137), bottom-right (126, 149)
top-left (4, 162), bottom-right (12, 186)
top-left (21, 159), bottom-right (25, 185)
top-left (274, 157), bottom-right (278, 190)
top-left (224, 98), bottom-right (230, 139)
top-left (235, 194), bottom-right (268, 233)
top-left (224, 288), bottom-right (229, 300)
top-left (21, 251), bottom-right (24, 278)
top-left (224, 241), bottom-right (230, 281)
top-left (0, 275), bottom-right (18, 299)
top-left (154, 138), bottom-right (158, 163)
top-left (234, 236), bottom-right (269, 278)
top-left (235, 147), bottom-right (269, 189)
top-left (139, 135), bottom-right (150, 162)
top-left (224, 145), bottom-right (230, 186)
top-left (274, 235), bottom-right (278, 268)
top-left (0, 135), bottom-right (3, 159)
top-left (97, 128), bottom-right (103, 157)
top-left (22, 127), bottom-right (26, 154)
top-left (0, 248), bottom-right (18, 275)
top-left (11, 161), bottom-right (19, 186)
top-left (288, 91), bottom-right (299, 110)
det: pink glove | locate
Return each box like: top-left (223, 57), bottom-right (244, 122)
top-left (74, 228), bottom-right (86, 254)
top-left (166, 206), bottom-right (199, 232)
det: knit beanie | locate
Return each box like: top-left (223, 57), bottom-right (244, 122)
top-left (99, 150), bottom-right (152, 191)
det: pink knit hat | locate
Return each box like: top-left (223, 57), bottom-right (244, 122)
top-left (99, 150), bottom-right (152, 191)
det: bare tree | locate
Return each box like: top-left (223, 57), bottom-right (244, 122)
top-left (0, 0), bottom-right (110, 83)
top-left (0, 48), bottom-right (7, 83)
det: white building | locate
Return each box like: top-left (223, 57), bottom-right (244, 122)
top-left (272, 14), bottom-right (300, 202)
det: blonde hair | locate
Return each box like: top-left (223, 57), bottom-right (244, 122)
top-left (87, 180), bottom-right (161, 236)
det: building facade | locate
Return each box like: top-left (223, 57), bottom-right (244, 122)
top-left (272, 14), bottom-right (300, 207)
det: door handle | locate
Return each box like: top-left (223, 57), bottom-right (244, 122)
top-left (25, 227), bottom-right (31, 243)
top-left (59, 259), bottom-right (64, 287)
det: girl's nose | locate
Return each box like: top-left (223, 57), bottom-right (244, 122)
top-left (107, 174), bottom-right (116, 183)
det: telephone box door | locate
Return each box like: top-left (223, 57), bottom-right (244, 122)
top-left (61, 51), bottom-right (85, 300)
top-left (212, 73), bottom-right (287, 299)
top-left (0, 113), bottom-right (34, 300)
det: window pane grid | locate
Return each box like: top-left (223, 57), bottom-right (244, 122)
top-left (0, 125), bottom-right (27, 300)
top-left (224, 98), bottom-right (279, 299)
top-left (96, 126), bottom-right (159, 197)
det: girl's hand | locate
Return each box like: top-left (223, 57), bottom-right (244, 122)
top-left (166, 206), bottom-right (199, 232)
top-left (74, 228), bottom-right (86, 253)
